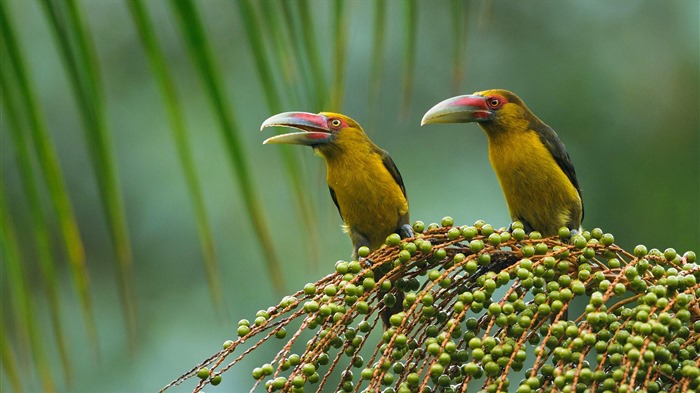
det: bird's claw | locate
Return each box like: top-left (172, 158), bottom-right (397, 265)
top-left (359, 256), bottom-right (373, 268)
top-left (400, 224), bottom-right (414, 239)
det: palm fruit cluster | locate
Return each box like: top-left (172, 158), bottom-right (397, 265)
top-left (162, 218), bottom-right (699, 393)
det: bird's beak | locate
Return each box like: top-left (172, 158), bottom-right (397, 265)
top-left (421, 95), bottom-right (494, 125)
top-left (261, 112), bottom-right (333, 146)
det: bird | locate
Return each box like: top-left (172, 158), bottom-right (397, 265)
top-left (261, 111), bottom-right (413, 326)
top-left (421, 89), bottom-right (583, 237)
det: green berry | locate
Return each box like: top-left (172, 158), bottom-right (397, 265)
top-left (441, 216), bottom-right (454, 227)
top-left (413, 221), bottom-right (425, 233)
top-left (462, 226), bottom-right (478, 239)
top-left (663, 248), bottom-right (677, 261)
top-left (600, 233), bottom-right (614, 246)
top-left (348, 260), bottom-right (362, 273)
top-left (434, 248), bottom-right (447, 260)
top-left (336, 261), bottom-right (349, 274)
top-left (683, 251), bottom-right (696, 263)
top-left (302, 363), bottom-right (316, 376)
top-left (304, 300), bottom-right (319, 313)
top-left (510, 228), bottom-right (525, 241)
top-left (448, 227), bottom-right (461, 240)
top-left (304, 283), bottom-right (316, 295)
top-left (633, 244), bottom-right (648, 257)
top-left (273, 377), bottom-right (287, 390)
top-left (558, 227), bottom-right (571, 239)
top-left (197, 367), bottom-right (210, 379)
top-left (389, 312), bottom-right (404, 327)
top-left (358, 246), bottom-right (370, 258)
top-left (386, 233), bottom-right (401, 247)
top-left (430, 363), bottom-right (444, 377)
top-left (480, 224), bottom-right (494, 236)
top-left (572, 235), bottom-right (586, 249)
top-left (470, 239), bottom-right (485, 253)
top-left (324, 284), bottom-right (338, 296)
top-left (237, 325), bottom-right (250, 337)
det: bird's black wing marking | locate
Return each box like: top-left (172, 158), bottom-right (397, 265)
top-left (534, 123), bottom-right (584, 220)
top-left (375, 147), bottom-right (407, 200)
top-left (375, 146), bottom-right (411, 228)
top-left (328, 186), bottom-right (344, 220)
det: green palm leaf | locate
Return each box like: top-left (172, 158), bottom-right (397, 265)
top-left (0, 64), bottom-right (72, 384)
top-left (0, 0), bottom-right (98, 353)
top-left (39, 0), bottom-right (138, 347)
top-left (170, 0), bottom-right (286, 294)
top-left (236, 0), bottom-right (323, 270)
top-left (0, 188), bottom-right (56, 393)
top-left (127, 0), bottom-right (226, 312)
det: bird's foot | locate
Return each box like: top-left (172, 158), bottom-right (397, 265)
top-left (399, 224), bottom-right (414, 239)
top-left (358, 256), bottom-right (374, 268)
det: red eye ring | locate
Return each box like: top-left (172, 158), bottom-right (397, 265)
top-left (329, 119), bottom-right (342, 128)
top-left (487, 98), bottom-right (501, 109)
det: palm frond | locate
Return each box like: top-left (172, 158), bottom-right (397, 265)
top-left (39, 0), bottom-right (138, 347)
top-left (236, 0), bottom-right (323, 271)
top-left (0, 62), bottom-right (72, 384)
top-left (450, 0), bottom-right (468, 94)
top-left (330, 0), bottom-right (348, 111)
top-left (170, 0), bottom-right (286, 294)
top-left (369, 0), bottom-right (387, 107)
top-left (0, 187), bottom-right (57, 393)
top-left (127, 0), bottom-right (226, 313)
top-left (0, 0), bottom-right (98, 352)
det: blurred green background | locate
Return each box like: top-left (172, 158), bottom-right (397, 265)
top-left (1, 0), bottom-right (698, 392)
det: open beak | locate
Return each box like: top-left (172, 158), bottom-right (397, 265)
top-left (261, 112), bottom-right (333, 146)
top-left (421, 95), bottom-right (494, 125)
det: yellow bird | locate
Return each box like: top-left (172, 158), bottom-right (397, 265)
top-left (422, 89), bottom-right (583, 236)
top-left (261, 111), bottom-right (412, 325)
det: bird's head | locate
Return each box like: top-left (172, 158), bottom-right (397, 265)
top-left (261, 111), bottom-right (369, 157)
top-left (421, 89), bottom-right (535, 135)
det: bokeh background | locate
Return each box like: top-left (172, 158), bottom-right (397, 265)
top-left (1, 0), bottom-right (698, 392)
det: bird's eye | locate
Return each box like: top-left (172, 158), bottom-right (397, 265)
top-left (488, 98), bottom-right (501, 109)
top-left (330, 119), bottom-right (342, 128)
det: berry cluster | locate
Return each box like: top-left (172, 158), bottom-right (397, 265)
top-left (163, 218), bottom-right (699, 393)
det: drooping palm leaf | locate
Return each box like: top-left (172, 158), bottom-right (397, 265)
top-left (257, 0), bottom-right (304, 109)
top-left (0, 0), bottom-right (98, 352)
top-left (39, 0), bottom-right (138, 347)
top-left (401, 0), bottom-right (418, 115)
top-left (369, 0), bottom-right (387, 107)
top-left (295, 0), bottom-right (329, 111)
top-left (277, 0), bottom-right (316, 108)
top-left (0, 63), bottom-right (72, 384)
top-left (127, 0), bottom-right (226, 313)
top-left (0, 321), bottom-right (22, 393)
top-left (236, 0), bottom-right (322, 271)
top-left (0, 188), bottom-right (56, 393)
top-left (170, 0), bottom-right (286, 294)
top-left (451, 0), bottom-right (468, 93)
top-left (330, 0), bottom-right (348, 111)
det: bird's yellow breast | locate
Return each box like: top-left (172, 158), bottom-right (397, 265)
top-left (324, 150), bottom-right (408, 250)
top-left (486, 130), bottom-right (581, 236)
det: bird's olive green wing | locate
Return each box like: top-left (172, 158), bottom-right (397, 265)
top-left (534, 123), bottom-right (584, 220)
